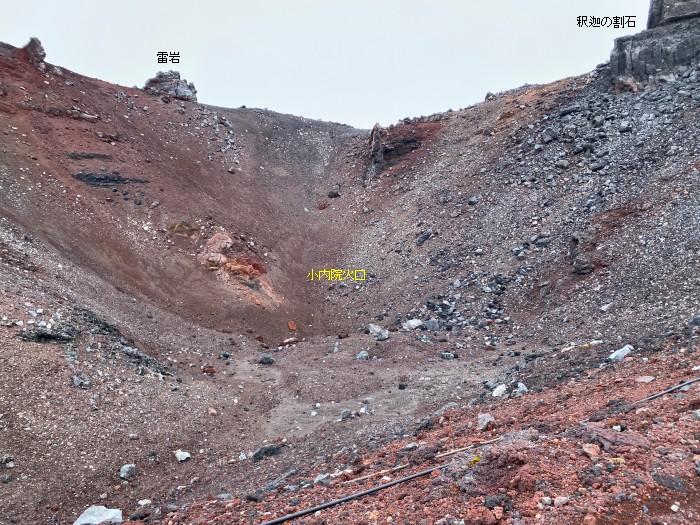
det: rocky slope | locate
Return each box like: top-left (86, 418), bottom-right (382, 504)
top-left (0, 30), bottom-right (699, 525)
top-left (158, 335), bottom-right (700, 525)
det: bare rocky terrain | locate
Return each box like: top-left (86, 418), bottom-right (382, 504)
top-left (1, 13), bottom-right (700, 525)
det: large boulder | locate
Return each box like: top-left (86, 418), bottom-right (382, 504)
top-left (610, 17), bottom-right (700, 79)
top-left (143, 70), bottom-right (197, 102)
top-left (648, 0), bottom-right (700, 28)
top-left (611, 1), bottom-right (700, 80)
top-left (23, 37), bottom-right (46, 70)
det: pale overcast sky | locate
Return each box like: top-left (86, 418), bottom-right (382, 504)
top-left (3, 1), bottom-right (648, 129)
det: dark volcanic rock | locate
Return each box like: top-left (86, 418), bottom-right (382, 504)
top-left (364, 124), bottom-right (384, 187)
top-left (253, 443), bottom-right (284, 462)
top-left (484, 493), bottom-right (513, 511)
top-left (407, 444), bottom-right (438, 465)
top-left (143, 70), bottom-right (197, 102)
top-left (23, 37), bottom-right (46, 70)
top-left (652, 473), bottom-right (686, 492)
top-left (67, 152), bottom-right (113, 161)
top-left (416, 229), bottom-right (433, 246)
top-left (570, 230), bottom-right (598, 275)
top-left (121, 345), bottom-right (175, 377)
top-left (245, 490), bottom-right (264, 502)
top-left (20, 325), bottom-right (78, 343)
top-left (382, 136), bottom-right (420, 159)
top-left (71, 375), bottom-right (90, 389)
top-left (611, 16), bottom-right (700, 80)
top-left (648, 0), bottom-right (700, 28)
top-left (73, 172), bottom-right (150, 187)
top-left (363, 125), bottom-right (422, 186)
top-left (258, 354), bottom-right (275, 365)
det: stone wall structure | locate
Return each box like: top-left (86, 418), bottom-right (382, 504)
top-left (610, 0), bottom-right (700, 79)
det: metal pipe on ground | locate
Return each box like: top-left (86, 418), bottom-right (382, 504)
top-left (258, 463), bottom-right (450, 525)
top-left (260, 377), bottom-right (700, 524)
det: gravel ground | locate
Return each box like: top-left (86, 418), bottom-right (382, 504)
top-left (158, 333), bottom-right (700, 525)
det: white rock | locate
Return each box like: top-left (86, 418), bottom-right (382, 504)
top-left (73, 505), bottom-right (122, 524)
top-left (554, 496), bottom-right (569, 507)
top-left (609, 344), bottom-right (633, 362)
top-left (367, 323), bottom-right (387, 337)
top-left (367, 323), bottom-right (380, 334)
top-left (403, 319), bottom-right (423, 330)
top-left (137, 499), bottom-right (151, 506)
top-left (174, 449), bottom-right (191, 462)
top-left (314, 473), bottom-right (329, 484)
top-left (356, 350), bottom-right (369, 360)
top-left (492, 384), bottom-right (508, 397)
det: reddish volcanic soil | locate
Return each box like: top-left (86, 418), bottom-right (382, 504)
top-left (154, 336), bottom-right (700, 525)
